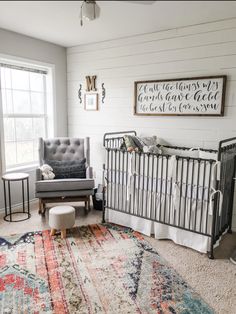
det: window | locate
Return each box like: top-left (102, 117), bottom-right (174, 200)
top-left (0, 61), bottom-right (54, 170)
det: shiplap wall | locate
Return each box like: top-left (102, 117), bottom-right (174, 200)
top-left (67, 18), bottom-right (236, 231)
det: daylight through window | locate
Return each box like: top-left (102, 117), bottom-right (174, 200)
top-left (0, 63), bottom-right (52, 170)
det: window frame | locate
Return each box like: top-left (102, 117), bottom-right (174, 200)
top-left (0, 54), bottom-right (56, 173)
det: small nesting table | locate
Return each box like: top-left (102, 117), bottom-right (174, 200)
top-left (2, 172), bottom-right (30, 222)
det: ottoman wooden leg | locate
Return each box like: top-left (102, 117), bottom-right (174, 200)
top-left (61, 229), bottom-right (66, 239)
top-left (50, 229), bottom-right (56, 236)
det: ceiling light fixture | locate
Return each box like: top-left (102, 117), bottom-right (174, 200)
top-left (80, 0), bottom-right (97, 26)
top-left (79, 1), bottom-right (155, 27)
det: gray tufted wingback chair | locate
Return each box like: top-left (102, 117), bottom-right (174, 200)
top-left (35, 137), bottom-right (94, 215)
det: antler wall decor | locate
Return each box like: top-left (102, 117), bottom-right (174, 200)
top-left (101, 83), bottom-right (106, 103)
top-left (78, 84), bottom-right (82, 103)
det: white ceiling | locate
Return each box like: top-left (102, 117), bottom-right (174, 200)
top-left (0, 1), bottom-right (236, 48)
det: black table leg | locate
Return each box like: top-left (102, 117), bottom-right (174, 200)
top-left (22, 179), bottom-right (25, 213)
top-left (8, 180), bottom-right (12, 222)
top-left (27, 177), bottom-right (30, 216)
top-left (3, 180), bottom-right (7, 217)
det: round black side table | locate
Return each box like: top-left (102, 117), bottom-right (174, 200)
top-left (2, 172), bottom-right (31, 222)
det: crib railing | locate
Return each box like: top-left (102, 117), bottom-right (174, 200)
top-left (106, 149), bottom-right (216, 235)
top-left (103, 130), bottom-right (136, 148)
top-left (103, 132), bottom-right (236, 259)
top-left (211, 138), bottom-right (236, 251)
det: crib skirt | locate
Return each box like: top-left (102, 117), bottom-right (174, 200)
top-left (107, 209), bottom-right (219, 253)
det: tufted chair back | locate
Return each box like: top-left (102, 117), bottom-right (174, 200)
top-left (38, 137), bottom-right (90, 166)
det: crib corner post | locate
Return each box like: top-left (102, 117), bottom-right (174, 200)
top-left (102, 191), bottom-right (106, 224)
top-left (208, 250), bottom-right (214, 260)
top-left (102, 208), bottom-right (106, 223)
top-left (102, 187), bottom-right (106, 224)
top-left (208, 237), bottom-right (215, 259)
top-left (101, 186), bottom-right (106, 223)
top-left (102, 163), bottom-right (106, 224)
top-left (208, 253), bottom-right (214, 260)
top-left (227, 156), bottom-right (236, 234)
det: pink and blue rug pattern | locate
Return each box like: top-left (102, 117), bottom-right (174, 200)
top-left (0, 224), bottom-right (214, 313)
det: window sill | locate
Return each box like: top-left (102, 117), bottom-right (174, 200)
top-left (5, 163), bottom-right (38, 174)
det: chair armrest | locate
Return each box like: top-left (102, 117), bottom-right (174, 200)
top-left (86, 166), bottom-right (93, 179)
top-left (36, 168), bottom-right (43, 181)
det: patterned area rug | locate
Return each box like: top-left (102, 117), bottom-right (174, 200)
top-left (0, 224), bottom-right (213, 314)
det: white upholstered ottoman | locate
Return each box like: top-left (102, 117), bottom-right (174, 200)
top-left (49, 205), bottom-right (75, 239)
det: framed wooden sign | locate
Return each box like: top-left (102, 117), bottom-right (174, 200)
top-left (134, 75), bottom-right (227, 116)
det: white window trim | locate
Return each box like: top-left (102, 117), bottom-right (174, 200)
top-left (0, 54), bottom-right (56, 174)
top-left (0, 83), bottom-right (5, 175)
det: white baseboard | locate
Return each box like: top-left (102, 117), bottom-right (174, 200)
top-left (0, 198), bottom-right (38, 214)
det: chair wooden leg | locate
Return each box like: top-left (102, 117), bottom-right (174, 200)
top-left (88, 196), bottom-right (91, 211)
top-left (84, 196), bottom-right (91, 213)
top-left (61, 229), bottom-right (66, 239)
top-left (41, 202), bottom-right (46, 216)
top-left (50, 229), bottom-right (56, 236)
top-left (38, 199), bottom-right (42, 214)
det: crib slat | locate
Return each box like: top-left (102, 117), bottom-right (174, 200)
top-left (114, 149), bottom-right (117, 210)
top-left (145, 153), bottom-right (150, 218)
top-left (117, 150), bottom-right (121, 210)
top-left (189, 160), bottom-right (195, 230)
top-left (199, 160), bottom-right (206, 233)
top-left (194, 159), bottom-right (201, 232)
top-left (132, 152), bottom-right (137, 215)
top-left (121, 151), bottom-right (125, 212)
top-left (149, 154), bottom-right (155, 220)
top-left (174, 157), bottom-right (179, 226)
top-left (168, 167), bottom-right (173, 225)
top-left (159, 155), bottom-right (164, 222)
top-left (107, 149), bottom-right (110, 208)
top-left (137, 153), bottom-right (141, 217)
top-left (126, 152), bottom-right (129, 214)
top-left (178, 158), bottom-right (184, 227)
top-left (205, 161), bottom-right (213, 234)
top-left (110, 149), bottom-right (113, 209)
top-left (154, 155), bottom-right (159, 220)
top-left (183, 158), bottom-right (190, 229)
top-left (164, 156), bottom-right (169, 223)
top-left (141, 154), bottom-right (145, 217)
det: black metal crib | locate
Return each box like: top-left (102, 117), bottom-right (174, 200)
top-left (102, 131), bottom-right (236, 259)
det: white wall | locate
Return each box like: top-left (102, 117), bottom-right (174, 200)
top-left (0, 28), bottom-right (67, 210)
top-left (67, 18), bottom-right (236, 231)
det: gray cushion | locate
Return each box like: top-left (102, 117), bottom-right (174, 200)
top-left (45, 159), bottom-right (86, 179)
top-left (35, 190), bottom-right (94, 198)
top-left (36, 178), bottom-right (95, 192)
